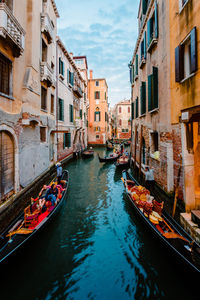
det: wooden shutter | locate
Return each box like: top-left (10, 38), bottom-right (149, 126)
top-left (135, 54), bottom-right (138, 75)
top-left (141, 40), bottom-right (144, 59)
top-left (80, 109), bottom-right (82, 119)
top-left (147, 19), bottom-right (151, 46)
top-left (131, 102), bottom-right (134, 120)
top-left (66, 133), bottom-right (71, 147)
top-left (136, 97), bottom-right (138, 118)
top-left (59, 99), bottom-right (64, 121)
top-left (130, 66), bottom-right (133, 83)
top-left (59, 58), bottom-right (61, 74)
top-left (190, 27), bottom-right (197, 74)
top-left (155, 1), bottom-right (158, 39)
top-left (132, 65), bottom-right (134, 82)
top-left (142, 0), bottom-right (147, 14)
top-left (148, 74), bottom-right (152, 111)
top-left (141, 81), bottom-right (146, 115)
top-left (69, 104), bottom-right (73, 122)
top-left (71, 72), bottom-right (74, 86)
top-left (153, 67), bottom-right (158, 109)
top-left (67, 69), bottom-right (69, 83)
top-left (144, 31), bottom-right (147, 59)
top-left (63, 133), bottom-right (66, 148)
top-left (175, 45), bottom-right (184, 82)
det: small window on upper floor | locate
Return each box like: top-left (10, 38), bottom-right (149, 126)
top-left (95, 91), bottom-right (100, 99)
top-left (40, 127), bottom-right (47, 143)
top-left (95, 81), bottom-right (99, 86)
top-left (151, 131), bottom-right (159, 153)
top-left (119, 106), bottom-right (122, 114)
top-left (175, 27), bottom-right (197, 83)
top-left (0, 52), bottom-right (12, 97)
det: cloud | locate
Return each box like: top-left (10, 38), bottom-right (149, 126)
top-left (56, 0), bottom-right (140, 106)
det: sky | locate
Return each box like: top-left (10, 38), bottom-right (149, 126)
top-left (56, 0), bottom-right (140, 107)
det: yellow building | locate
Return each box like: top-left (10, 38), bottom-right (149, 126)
top-left (0, 0), bottom-right (59, 201)
top-left (170, 0), bottom-right (200, 212)
top-left (88, 70), bottom-right (109, 145)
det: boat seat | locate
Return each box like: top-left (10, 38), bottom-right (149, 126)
top-left (24, 205), bottom-right (40, 228)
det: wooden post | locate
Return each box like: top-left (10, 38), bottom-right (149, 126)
top-left (139, 125), bottom-right (143, 177)
top-left (134, 124), bottom-right (137, 170)
top-left (172, 155), bottom-right (182, 218)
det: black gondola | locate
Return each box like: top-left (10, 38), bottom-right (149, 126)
top-left (98, 153), bottom-right (120, 163)
top-left (82, 150), bottom-right (94, 158)
top-left (122, 170), bottom-right (200, 273)
top-left (115, 156), bottom-right (130, 168)
top-left (0, 170), bottom-right (69, 264)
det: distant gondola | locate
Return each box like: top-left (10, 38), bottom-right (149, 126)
top-left (98, 152), bottom-right (120, 163)
top-left (122, 170), bottom-right (200, 273)
top-left (0, 170), bottom-right (69, 264)
top-left (82, 150), bottom-right (94, 158)
top-left (115, 155), bottom-right (130, 168)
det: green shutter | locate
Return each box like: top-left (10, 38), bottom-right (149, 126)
top-left (140, 82), bottom-right (146, 115)
top-left (132, 65), bottom-right (134, 82)
top-left (155, 1), bottom-right (158, 39)
top-left (136, 97), bottom-right (138, 118)
top-left (153, 67), bottom-right (158, 109)
top-left (80, 109), bottom-right (82, 119)
top-left (63, 133), bottom-right (66, 148)
top-left (147, 18), bottom-right (153, 46)
top-left (148, 75), bottom-right (153, 111)
top-left (66, 133), bottom-right (71, 147)
top-left (59, 99), bottom-right (64, 121)
top-left (71, 72), bottom-right (74, 86)
top-left (130, 65), bottom-right (133, 83)
top-left (135, 54), bottom-right (138, 76)
top-left (142, 0), bottom-right (147, 14)
top-left (144, 31), bottom-right (147, 59)
top-left (69, 104), bottom-right (73, 122)
top-left (67, 69), bottom-right (69, 84)
top-left (59, 58), bottom-right (61, 74)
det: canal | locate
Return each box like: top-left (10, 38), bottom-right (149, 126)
top-left (1, 148), bottom-right (198, 300)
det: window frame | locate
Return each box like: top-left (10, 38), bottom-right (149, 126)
top-left (0, 52), bottom-right (12, 97)
top-left (41, 86), bottom-right (47, 111)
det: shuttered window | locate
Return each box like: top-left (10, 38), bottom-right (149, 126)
top-left (67, 69), bottom-right (74, 86)
top-left (135, 97), bottom-right (138, 118)
top-left (63, 133), bottom-right (71, 148)
top-left (41, 86), bottom-right (47, 110)
top-left (147, 2), bottom-right (158, 47)
top-left (148, 67), bottom-right (158, 111)
top-left (131, 102), bottom-right (135, 120)
top-left (58, 98), bottom-right (64, 121)
top-left (135, 54), bottom-right (138, 76)
top-left (95, 111), bottom-right (100, 122)
top-left (130, 65), bottom-right (133, 84)
top-left (59, 58), bottom-right (64, 76)
top-left (95, 91), bottom-right (100, 99)
top-left (69, 104), bottom-right (73, 122)
top-left (0, 52), bottom-right (12, 96)
top-left (142, 0), bottom-right (148, 14)
top-left (175, 27), bottom-right (197, 82)
top-left (140, 81), bottom-right (146, 115)
top-left (80, 109), bottom-right (82, 119)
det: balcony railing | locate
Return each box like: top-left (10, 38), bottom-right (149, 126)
top-left (41, 13), bottom-right (54, 43)
top-left (0, 3), bottom-right (25, 57)
top-left (40, 62), bottom-right (56, 87)
top-left (73, 85), bottom-right (83, 98)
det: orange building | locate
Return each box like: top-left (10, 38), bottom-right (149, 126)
top-left (88, 70), bottom-right (109, 145)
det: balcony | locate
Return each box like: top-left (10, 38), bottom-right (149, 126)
top-left (139, 55), bottom-right (146, 69)
top-left (73, 85), bottom-right (83, 98)
top-left (41, 13), bottom-right (54, 43)
top-left (147, 32), bottom-right (158, 53)
top-left (0, 3), bottom-right (25, 57)
top-left (40, 62), bottom-right (56, 87)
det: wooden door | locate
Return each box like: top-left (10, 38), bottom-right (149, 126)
top-left (0, 131), bottom-right (14, 200)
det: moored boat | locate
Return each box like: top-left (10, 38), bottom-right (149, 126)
top-left (82, 150), bottom-right (94, 158)
top-left (122, 170), bottom-right (200, 273)
top-left (0, 170), bottom-right (69, 264)
top-left (115, 154), bottom-right (130, 168)
top-left (98, 152), bottom-right (120, 163)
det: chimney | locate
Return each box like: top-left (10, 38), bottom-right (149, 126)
top-left (90, 70), bottom-right (93, 79)
top-left (70, 52), bottom-right (73, 58)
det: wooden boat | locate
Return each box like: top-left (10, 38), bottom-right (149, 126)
top-left (122, 170), bottom-right (200, 273)
top-left (82, 150), bottom-right (94, 158)
top-left (98, 152), bottom-right (120, 163)
top-left (0, 170), bottom-right (69, 264)
top-left (115, 155), bottom-right (130, 168)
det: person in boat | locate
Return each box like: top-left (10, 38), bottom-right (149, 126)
top-left (56, 162), bottom-right (62, 185)
top-left (145, 166), bottom-right (155, 194)
top-left (45, 183), bottom-right (61, 206)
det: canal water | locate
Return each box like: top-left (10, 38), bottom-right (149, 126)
top-left (1, 148), bottom-right (198, 300)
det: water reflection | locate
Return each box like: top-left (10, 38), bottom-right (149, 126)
top-left (0, 147), bottom-right (199, 300)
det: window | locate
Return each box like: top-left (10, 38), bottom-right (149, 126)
top-left (40, 127), bottom-right (46, 142)
top-left (142, 0), bottom-right (148, 15)
top-left (95, 81), bottom-right (99, 86)
top-left (96, 135), bottom-right (100, 139)
top-left (50, 94), bottom-right (54, 114)
top-left (58, 98), bottom-right (64, 121)
top-left (175, 27), bottom-right (197, 82)
top-left (119, 106), bottom-right (122, 113)
top-left (42, 39), bottom-right (47, 62)
top-left (135, 97), bottom-right (139, 118)
top-left (94, 127), bottom-right (101, 132)
top-left (0, 52), bottom-right (12, 96)
top-left (135, 54), bottom-right (138, 76)
top-left (140, 81), bottom-right (146, 115)
top-left (94, 111), bottom-right (101, 122)
top-left (151, 131), bottom-right (159, 153)
top-left (105, 92), bottom-right (107, 100)
top-left (80, 109), bottom-right (82, 119)
top-left (95, 91), bottom-right (100, 99)
top-left (119, 119), bottom-right (122, 126)
top-left (69, 104), bottom-right (73, 122)
top-left (148, 67), bottom-right (158, 111)
top-left (41, 86), bottom-right (47, 110)
top-left (128, 107), bottom-right (130, 113)
top-left (147, 3), bottom-right (158, 50)
top-left (131, 102), bottom-right (135, 120)
top-left (67, 69), bottom-right (74, 86)
top-left (63, 133), bottom-right (71, 148)
top-left (59, 57), bottom-right (64, 77)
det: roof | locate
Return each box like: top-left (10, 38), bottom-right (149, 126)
top-left (51, 0), bottom-right (60, 18)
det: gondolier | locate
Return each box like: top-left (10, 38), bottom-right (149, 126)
top-left (145, 166), bottom-right (154, 194)
top-left (56, 162), bottom-right (62, 184)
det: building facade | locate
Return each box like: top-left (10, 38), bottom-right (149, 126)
top-left (170, 0), bottom-right (200, 212)
top-left (129, 0), bottom-right (172, 192)
top-left (0, 0), bottom-right (58, 201)
top-left (88, 70), bottom-right (109, 145)
top-left (56, 39), bottom-right (87, 161)
top-left (113, 100), bottom-right (131, 140)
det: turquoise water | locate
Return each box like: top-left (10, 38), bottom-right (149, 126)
top-left (0, 148), bottom-right (198, 299)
